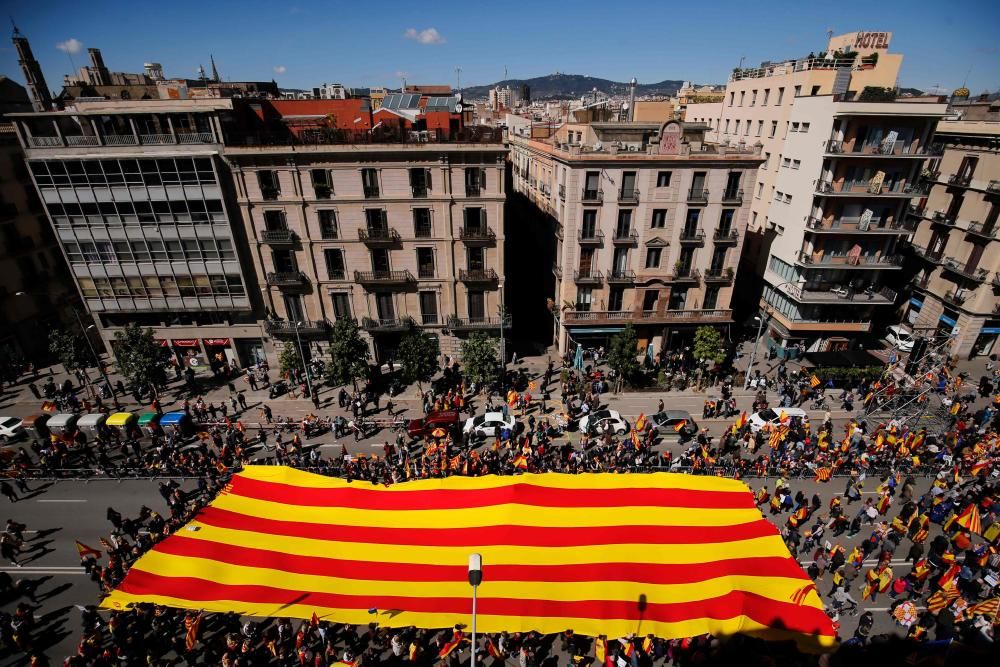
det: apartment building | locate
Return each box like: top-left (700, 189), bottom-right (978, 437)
top-left (686, 31), bottom-right (948, 354)
top-left (0, 80), bottom-right (79, 361)
top-left (8, 99), bottom-right (269, 369)
top-left (224, 98), bottom-right (507, 364)
top-left (510, 119), bottom-right (761, 354)
top-left (907, 99), bottom-right (1000, 358)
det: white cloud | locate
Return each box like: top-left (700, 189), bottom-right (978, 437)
top-left (56, 38), bottom-right (83, 55)
top-left (273, 65), bottom-right (287, 74)
top-left (403, 27), bottom-right (445, 45)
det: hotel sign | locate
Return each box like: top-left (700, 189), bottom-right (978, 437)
top-left (854, 32), bottom-right (890, 49)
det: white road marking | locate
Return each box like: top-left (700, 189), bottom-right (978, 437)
top-left (36, 499), bottom-right (87, 503)
top-left (0, 567), bottom-right (86, 575)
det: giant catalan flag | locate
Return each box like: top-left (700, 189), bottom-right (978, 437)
top-left (103, 467), bottom-right (835, 650)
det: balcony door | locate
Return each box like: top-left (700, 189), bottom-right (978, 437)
top-left (710, 247), bottom-right (727, 273)
top-left (578, 248), bottom-right (594, 276)
top-left (365, 208), bottom-right (388, 234)
top-left (584, 172), bottom-right (600, 196)
top-left (612, 247), bottom-right (629, 275)
top-left (724, 172), bottom-right (740, 197)
top-left (272, 249), bottom-right (296, 272)
top-left (371, 248), bottom-right (390, 273)
top-left (375, 293), bottom-right (395, 321)
top-left (621, 171), bottom-right (637, 197)
top-left (691, 171), bottom-right (706, 191)
top-left (468, 290), bottom-right (485, 321)
top-left (263, 210), bottom-right (287, 231)
top-left (616, 210), bottom-right (632, 237)
top-left (581, 209), bottom-right (597, 238)
top-left (467, 246), bottom-right (485, 272)
top-left (283, 295), bottom-right (304, 322)
top-left (683, 209), bottom-right (700, 236)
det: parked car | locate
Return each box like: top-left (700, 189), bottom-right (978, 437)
top-left (406, 410), bottom-right (460, 439)
top-left (579, 409), bottom-right (629, 435)
top-left (748, 407), bottom-right (808, 433)
top-left (0, 416), bottom-right (25, 443)
top-left (463, 412), bottom-right (518, 438)
top-left (884, 325), bottom-right (915, 352)
top-left (649, 410), bottom-right (698, 436)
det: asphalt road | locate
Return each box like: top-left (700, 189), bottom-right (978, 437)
top-left (0, 465), bottom-right (943, 661)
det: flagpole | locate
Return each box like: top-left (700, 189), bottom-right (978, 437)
top-left (468, 554), bottom-right (482, 667)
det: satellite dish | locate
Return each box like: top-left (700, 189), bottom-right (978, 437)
top-left (455, 103), bottom-right (464, 113)
top-left (594, 141), bottom-right (602, 150)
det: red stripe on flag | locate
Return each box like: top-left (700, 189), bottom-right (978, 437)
top-left (195, 506), bottom-right (779, 547)
top-left (154, 535), bottom-right (809, 585)
top-left (225, 477), bottom-right (755, 510)
top-left (119, 570), bottom-right (837, 638)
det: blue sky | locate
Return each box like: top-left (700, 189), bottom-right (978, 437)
top-left (1, 0), bottom-right (997, 94)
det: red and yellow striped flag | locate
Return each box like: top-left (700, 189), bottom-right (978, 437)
top-left (101, 467), bottom-right (836, 650)
top-left (954, 503), bottom-right (982, 535)
top-left (968, 597), bottom-right (999, 618)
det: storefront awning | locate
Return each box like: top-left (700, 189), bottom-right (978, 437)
top-left (172, 339), bottom-right (199, 347)
top-left (566, 327), bottom-right (625, 334)
top-left (203, 338), bottom-right (231, 346)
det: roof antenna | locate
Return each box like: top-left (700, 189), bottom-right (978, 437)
top-left (455, 66), bottom-right (462, 95)
top-left (10, 16), bottom-right (19, 36)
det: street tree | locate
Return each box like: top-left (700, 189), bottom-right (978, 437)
top-left (325, 318), bottom-right (370, 389)
top-left (277, 341), bottom-right (302, 376)
top-left (460, 332), bottom-right (498, 391)
top-left (113, 322), bottom-right (166, 400)
top-left (693, 326), bottom-right (726, 364)
top-left (48, 329), bottom-right (91, 376)
top-left (607, 323), bottom-right (640, 391)
top-left (397, 330), bottom-right (439, 392)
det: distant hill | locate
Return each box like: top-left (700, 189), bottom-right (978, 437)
top-left (463, 73), bottom-right (687, 101)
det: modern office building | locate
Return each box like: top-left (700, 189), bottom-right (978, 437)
top-left (509, 119), bottom-right (761, 354)
top-left (8, 98), bottom-right (269, 369)
top-left (906, 97), bottom-right (1000, 358)
top-left (222, 97), bottom-right (508, 365)
top-left (686, 31), bottom-right (948, 353)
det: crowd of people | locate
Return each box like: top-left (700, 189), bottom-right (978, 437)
top-left (0, 348), bottom-right (998, 665)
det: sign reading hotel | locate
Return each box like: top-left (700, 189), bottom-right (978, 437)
top-left (854, 31), bottom-right (890, 50)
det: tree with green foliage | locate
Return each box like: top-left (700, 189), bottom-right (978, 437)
top-left (397, 331), bottom-right (440, 392)
top-left (460, 332), bottom-right (498, 391)
top-left (693, 326), bottom-right (726, 365)
top-left (607, 323), bottom-right (640, 391)
top-left (277, 341), bottom-right (302, 376)
top-left (49, 329), bottom-right (92, 377)
top-left (325, 318), bottom-right (370, 389)
top-left (0, 343), bottom-right (25, 385)
top-left (113, 322), bottom-right (166, 399)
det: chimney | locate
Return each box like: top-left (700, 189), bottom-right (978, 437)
top-left (628, 77), bottom-right (637, 122)
top-left (88, 48), bottom-right (111, 85)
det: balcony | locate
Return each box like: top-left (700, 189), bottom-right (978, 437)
top-left (703, 268), bottom-right (735, 284)
top-left (966, 221), bottom-right (998, 240)
top-left (795, 251), bottom-right (904, 269)
top-left (459, 226), bottom-right (496, 245)
top-left (824, 139), bottom-right (936, 158)
top-left (721, 189), bottom-right (743, 205)
top-left (363, 185), bottom-right (380, 199)
top-left (930, 211), bottom-right (957, 228)
top-left (65, 135), bottom-right (100, 147)
top-left (611, 229), bottom-right (638, 245)
top-left (411, 185), bottom-right (428, 198)
top-left (669, 267), bottom-right (700, 283)
top-left (582, 189), bottom-right (604, 204)
top-left (941, 290), bottom-right (968, 307)
top-left (138, 134), bottom-right (174, 145)
top-left (354, 270), bottom-right (415, 285)
top-left (911, 244), bottom-right (944, 264)
top-left (941, 258), bottom-right (989, 283)
top-left (606, 269), bottom-right (636, 284)
top-left (713, 228), bottom-right (739, 244)
top-left (687, 188), bottom-right (709, 205)
top-left (782, 284), bottom-right (897, 305)
top-left (815, 180), bottom-right (927, 197)
top-left (767, 309), bottom-right (871, 333)
top-left (578, 230), bottom-right (605, 246)
top-left (805, 216), bottom-right (916, 235)
top-left (446, 315), bottom-right (513, 331)
top-left (266, 271), bottom-right (309, 288)
top-left (618, 188), bottom-right (640, 204)
top-left (265, 319), bottom-right (329, 337)
top-left (459, 268), bottom-right (499, 284)
top-left (260, 229), bottom-right (297, 245)
top-left (574, 269), bottom-right (604, 285)
top-left (358, 227), bottom-right (401, 246)
top-left (987, 180), bottom-right (1000, 195)
top-left (563, 309), bottom-right (732, 325)
top-left (678, 228), bottom-right (706, 245)
top-left (103, 134), bottom-right (139, 146)
top-left (947, 173), bottom-right (972, 188)
top-left (361, 316), bottom-right (416, 332)
top-left (176, 132), bottom-right (216, 144)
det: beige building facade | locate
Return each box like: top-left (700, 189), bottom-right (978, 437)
top-left (907, 113), bottom-right (1000, 358)
top-left (510, 120), bottom-right (761, 354)
top-left (224, 141), bottom-right (508, 364)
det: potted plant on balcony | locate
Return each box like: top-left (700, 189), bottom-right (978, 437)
top-left (674, 260), bottom-right (684, 276)
top-left (725, 266), bottom-right (734, 279)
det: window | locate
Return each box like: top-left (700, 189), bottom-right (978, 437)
top-left (668, 288), bottom-right (687, 310)
top-left (762, 152), bottom-right (770, 169)
top-left (784, 193), bottom-right (792, 204)
top-left (800, 122), bottom-right (810, 133)
top-left (751, 90), bottom-right (757, 106)
top-left (704, 286), bottom-right (720, 309)
top-left (323, 249), bottom-right (346, 280)
top-left (744, 122), bottom-right (750, 136)
top-left (416, 248), bottom-right (435, 278)
top-left (810, 85), bottom-right (820, 96)
top-left (258, 170), bottom-right (279, 199)
top-left (311, 169), bottom-right (331, 198)
top-left (608, 287), bottom-right (624, 311)
top-left (263, 210), bottom-right (286, 231)
top-left (777, 87), bottom-right (785, 104)
top-left (575, 287), bottom-right (592, 312)
top-left (642, 289), bottom-right (658, 311)
top-left (756, 120), bottom-right (763, 137)
top-left (651, 209), bottom-right (667, 228)
top-left (724, 119), bottom-right (731, 134)
top-left (465, 167), bottom-right (486, 196)
top-left (581, 209), bottom-right (598, 238)
top-left (734, 120), bottom-right (741, 136)
top-left (656, 171), bottom-right (672, 187)
top-left (792, 159), bottom-right (801, 170)
top-left (739, 91), bottom-right (745, 106)
top-left (645, 248), bottom-right (662, 268)
top-left (756, 182), bottom-right (763, 198)
top-left (958, 155), bottom-right (979, 180)
top-left (751, 212), bottom-right (757, 228)
top-left (791, 122), bottom-right (800, 133)
top-left (775, 190), bottom-right (783, 201)
top-left (410, 168), bottom-right (431, 197)
top-left (414, 208), bottom-right (432, 237)
top-left (782, 157), bottom-right (791, 169)
top-left (365, 208), bottom-right (388, 231)
top-left (330, 292), bottom-right (352, 320)
top-left (718, 209), bottom-right (735, 234)
top-left (468, 290), bottom-right (485, 320)
top-left (419, 291), bottom-right (438, 325)
top-left (318, 210), bottom-right (338, 239)
top-left (463, 207), bottom-right (485, 235)
top-left (361, 168), bottom-right (379, 198)
top-left (762, 89), bottom-right (770, 106)
top-left (728, 92), bottom-right (734, 107)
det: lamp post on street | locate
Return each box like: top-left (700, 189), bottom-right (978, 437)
top-left (292, 321), bottom-right (313, 399)
top-left (468, 553), bottom-right (482, 667)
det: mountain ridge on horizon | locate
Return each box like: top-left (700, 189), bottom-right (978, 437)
top-left (461, 73), bottom-right (694, 100)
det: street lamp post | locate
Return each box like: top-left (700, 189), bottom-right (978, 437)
top-left (743, 280), bottom-right (797, 389)
top-left (292, 321), bottom-right (313, 399)
top-left (498, 285), bottom-right (506, 387)
top-left (468, 553), bottom-right (483, 667)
